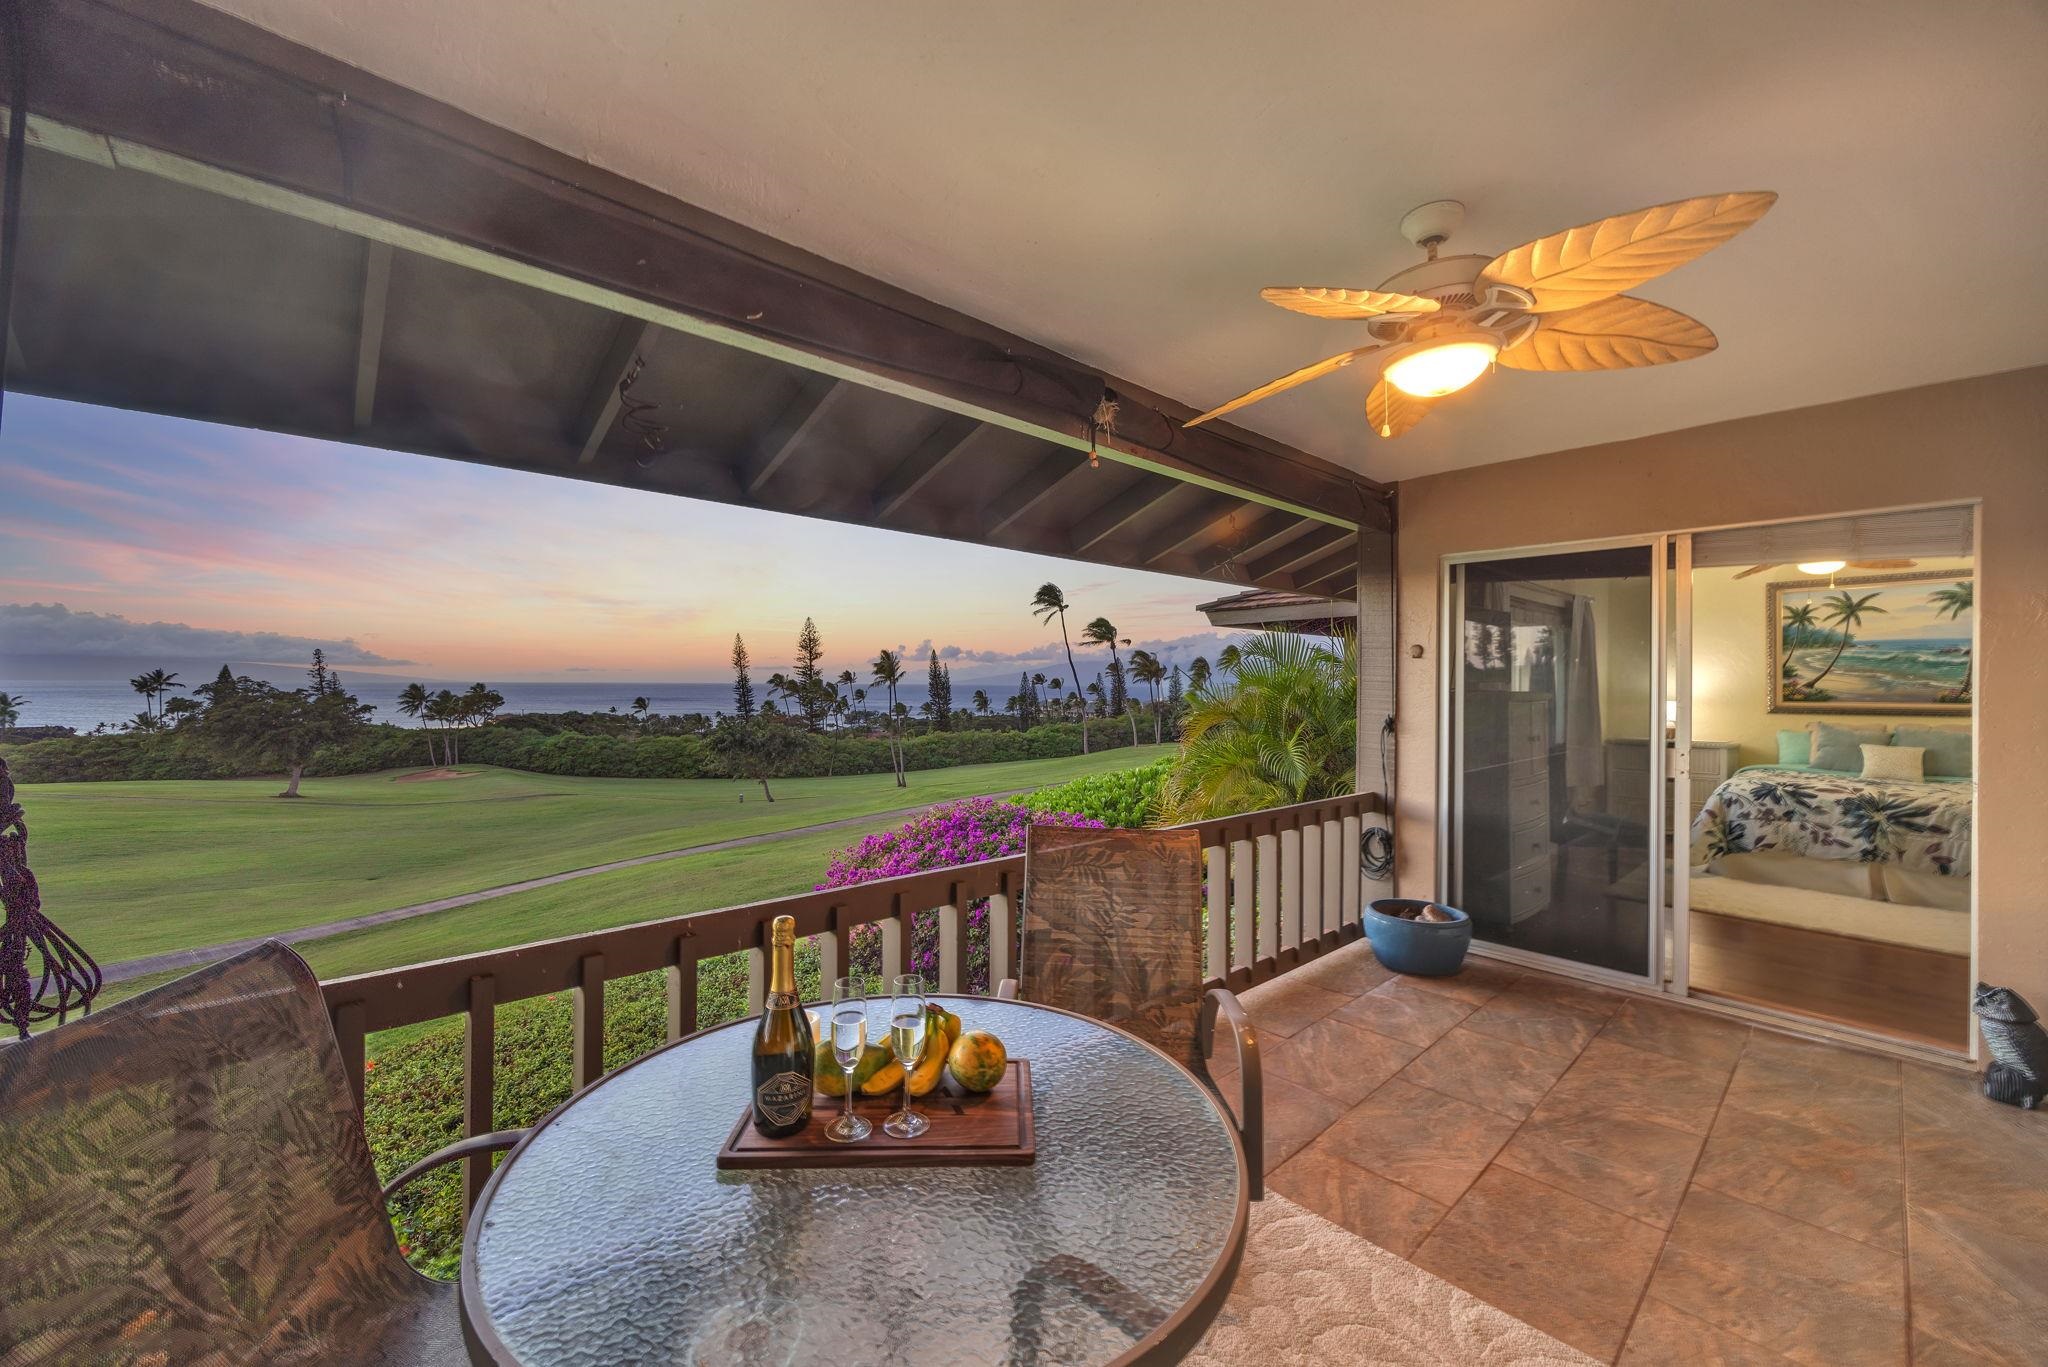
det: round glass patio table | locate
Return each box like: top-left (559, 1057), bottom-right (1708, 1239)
top-left (460, 995), bottom-right (1247, 1366)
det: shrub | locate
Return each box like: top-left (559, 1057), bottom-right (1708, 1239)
top-left (817, 797), bottom-right (1104, 994)
top-left (1019, 758), bottom-right (1169, 829)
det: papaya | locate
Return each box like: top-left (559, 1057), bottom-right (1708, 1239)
top-left (948, 1029), bottom-right (1008, 1093)
top-left (816, 1040), bottom-right (890, 1097)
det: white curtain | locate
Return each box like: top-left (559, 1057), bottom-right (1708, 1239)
top-left (1565, 594), bottom-right (1603, 790)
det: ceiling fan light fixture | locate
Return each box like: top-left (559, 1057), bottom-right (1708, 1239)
top-left (1797, 560), bottom-right (1848, 575)
top-left (1384, 339), bottom-right (1498, 398)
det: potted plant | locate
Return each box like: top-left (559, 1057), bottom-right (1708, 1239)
top-left (1364, 898), bottom-right (1473, 977)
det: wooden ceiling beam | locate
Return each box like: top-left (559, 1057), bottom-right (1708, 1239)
top-left (350, 239), bottom-right (392, 430)
top-left (742, 374), bottom-right (844, 496)
top-left (1200, 509), bottom-right (1314, 576)
top-left (572, 315), bottom-right (663, 464)
top-left (1069, 477), bottom-right (1184, 556)
top-left (1135, 494), bottom-right (1260, 567)
top-left (24, 0), bottom-right (1389, 531)
top-left (981, 452), bottom-right (1091, 538)
top-left (871, 414), bottom-right (984, 522)
top-left (1248, 524), bottom-right (1354, 582)
top-left (1294, 546), bottom-right (1361, 595)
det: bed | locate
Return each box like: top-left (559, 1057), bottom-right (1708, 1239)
top-left (1684, 764), bottom-right (1972, 1049)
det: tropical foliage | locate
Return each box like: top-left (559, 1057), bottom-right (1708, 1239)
top-left (1158, 631), bottom-right (1357, 821)
top-left (1020, 757), bottom-right (1169, 829)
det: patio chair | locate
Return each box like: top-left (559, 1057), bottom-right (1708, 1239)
top-left (998, 825), bottom-right (1264, 1197)
top-left (0, 941), bottom-right (525, 1365)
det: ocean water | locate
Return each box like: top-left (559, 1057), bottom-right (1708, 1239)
top-left (2, 667), bottom-right (948, 733)
top-left (1785, 636), bottom-right (1970, 702)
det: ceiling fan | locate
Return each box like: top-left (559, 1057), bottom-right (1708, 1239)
top-left (1732, 559), bottom-right (1916, 581)
top-left (1186, 191), bottom-right (1777, 438)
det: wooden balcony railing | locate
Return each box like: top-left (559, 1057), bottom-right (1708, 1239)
top-left (321, 791), bottom-right (1385, 1216)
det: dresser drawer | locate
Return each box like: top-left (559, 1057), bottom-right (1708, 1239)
top-left (1509, 817), bottom-right (1554, 868)
top-left (1508, 855), bottom-right (1552, 916)
top-left (1508, 776), bottom-right (1549, 829)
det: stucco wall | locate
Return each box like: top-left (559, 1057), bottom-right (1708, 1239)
top-left (1391, 366), bottom-right (2048, 1041)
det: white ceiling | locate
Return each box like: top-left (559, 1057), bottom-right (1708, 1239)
top-left (203, 0), bottom-right (2048, 483)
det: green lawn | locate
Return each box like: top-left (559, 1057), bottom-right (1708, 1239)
top-left (25, 747), bottom-right (1172, 965)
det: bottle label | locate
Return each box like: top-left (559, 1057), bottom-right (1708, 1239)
top-left (756, 1071), bottom-right (811, 1128)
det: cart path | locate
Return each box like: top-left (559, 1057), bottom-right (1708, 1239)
top-left (100, 787), bottom-right (1034, 984)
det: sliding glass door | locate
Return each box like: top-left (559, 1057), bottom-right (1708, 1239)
top-left (1442, 540), bottom-right (1665, 979)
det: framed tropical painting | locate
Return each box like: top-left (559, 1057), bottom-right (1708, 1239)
top-left (1767, 570), bottom-right (1973, 715)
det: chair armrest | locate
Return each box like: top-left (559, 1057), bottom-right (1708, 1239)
top-left (380, 1129), bottom-right (529, 1201)
top-left (1199, 986), bottom-right (1263, 1200)
top-left (996, 978), bottom-right (1020, 1000)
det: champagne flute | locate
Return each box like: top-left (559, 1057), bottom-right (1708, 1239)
top-left (882, 973), bottom-right (929, 1139)
top-left (825, 976), bottom-right (871, 1143)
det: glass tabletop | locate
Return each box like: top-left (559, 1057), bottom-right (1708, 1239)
top-left (463, 996), bottom-right (1244, 1366)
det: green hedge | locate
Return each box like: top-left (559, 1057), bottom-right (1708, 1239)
top-left (2, 717), bottom-right (1149, 784)
top-left (1018, 757), bottom-right (1170, 828)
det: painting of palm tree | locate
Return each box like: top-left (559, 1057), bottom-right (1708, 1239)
top-left (1768, 571), bottom-right (1971, 716)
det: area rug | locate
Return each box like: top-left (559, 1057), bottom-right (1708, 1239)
top-left (1185, 1194), bottom-right (1599, 1366)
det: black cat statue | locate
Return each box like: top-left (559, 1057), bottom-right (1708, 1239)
top-left (1973, 983), bottom-right (2048, 1110)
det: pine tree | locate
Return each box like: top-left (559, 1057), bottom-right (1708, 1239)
top-left (927, 650), bottom-right (952, 731)
top-left (308, 648), bottom-right (330, 697)
top-left (731, 634), bottom-right (756, 719)
top-left (793, 618), bottom-right (827, 731)
top-left (1017, 671), bottom-right (1035, 730)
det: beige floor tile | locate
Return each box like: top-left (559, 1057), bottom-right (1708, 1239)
top-left (1318, 1078), bottom-right (1520, 1206)
top-left (1600, 997), bottom-right (1751, 1070)
top-left (1413, 1165), bottom-right (1666, 1362)
top-left (1394, 957), bottom-right (1521, 1006)
top-left (1255, 1074), bottom-right (1348, 1174)
top-left (1537, 1035), bottom-right (1734, 1136)
top-left (1285, 939), bottom-right (1396, 998)
top-left (1399, 1025), bottom-right (1572, 1120)
top-left (1267, 1139), bottom-right (1449, 1258)
top-left (1262, 1015), bottom-right (1419, 1106)
top-left (1238, 974), bottom-right (1352, 1039)
top-left (1648, 1186), bottom-right (1906, 1367)
top-left (1496, 1107), bottom-right (1705, 1228)
top-left (1460, 984), bottom-right (1610, 1059)
top-left (1331, 977), bottom-right (1477, 1049)
top-left (1693, 1101), bottom-right (1904, 1251)
top-left (1620, 1296), bottom-right (1795, 1365)
top-left (1721, 1036), bottom-right (1900, 1148)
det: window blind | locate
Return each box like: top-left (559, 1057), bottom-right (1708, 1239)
top-left (1690, 505), bottom-right (1974, 569)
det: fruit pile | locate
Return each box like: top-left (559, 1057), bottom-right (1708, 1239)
top-left (813, 1004), bottom-right (1008, 1098)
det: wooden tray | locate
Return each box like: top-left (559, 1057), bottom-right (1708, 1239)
top-left (717, 1060), bottom-right (1034, 1169)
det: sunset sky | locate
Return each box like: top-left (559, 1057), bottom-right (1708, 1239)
top-left (0, 394), bottom-right (1236, 685)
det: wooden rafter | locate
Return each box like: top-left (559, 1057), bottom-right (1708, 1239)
top-left (1137, 494), bottom-right (1259, 567)
top-left (573, 316), bottom-right (663, 465)
top-left (1293, 546), bottom-right (1360, 594)
top-left (351, 240), bottom-right (392, 431)
top-left (871, 415), bottom-right (983, 521)
top-left (981, 453), bottom-right (1092, 538)
top-left (1248, 524), bottom-right (1354, 582)
top-left (1201, 510), bottom-right (1314, 576)
top-left (1069, 477), bottom-right (1184, 556)
top-left (743, 375), bottom-right (844, 496)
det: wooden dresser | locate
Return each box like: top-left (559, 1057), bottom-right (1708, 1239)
top-left (1460, 691), bottom-right (1556, 927)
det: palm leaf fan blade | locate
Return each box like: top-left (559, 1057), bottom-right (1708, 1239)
top-left (1259, 286), bottom-right (1440, 320)
top-left (1185, 344), bottom-right (1383, 427)
top-left (1476, 191), bottom-right (1777, 314)
top-left (1497, 296), bottom-right (1717, 371)
top-left (1366, 378), bottom-right (1434, 437)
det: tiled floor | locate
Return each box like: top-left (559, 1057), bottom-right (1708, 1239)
top-left (1212, 939), bottom-right (2048, 1366)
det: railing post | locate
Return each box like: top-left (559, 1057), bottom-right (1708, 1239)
top-left (986, 889), bottom-right (1013, 994)
top-left (1341, 810), bottom-right (1364, 926)
top-left (1280, 824), bottom-right (1305, 958)
top-left (331, 1000), bottom-right (366, 1111)
top-left (572, 952), bottom-right (605, 1091)
top-left (937, 900), bottom-right (963, 994)
top-left (817, 912), bottom-right (845, 995)
top-left (463, 973), bottom-right (495, 1214)
top-left (665, 942), bottom-right (697, 1042)
top-left (745, 944), bottom-right (766, 1016)
top-left (1322, 817), bottom-right (1344, 935)
top-left (879, 895), bottom-right (906, 982)
top-left (1255, 829), bottom-right (1280, 966)
top-left (1229, 837), bottom-right (1255, 979)
top-left (1301, 822), bottom-right (1325, 947)
top-left (1204, 844), bottom-right (1228, 982)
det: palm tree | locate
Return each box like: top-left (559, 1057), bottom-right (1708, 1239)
top-left (1031, 583), bottom-right (1088, 754)
top-left (871, 649), bottom-right (908, 787)
top-left (1159, 632), bottom-right (1359, 821)
top-left (1216, 644), bottom-right (1242, 674)
top-left (428, 688), bottom-right (460, 766)
top-left (395, 681), bottom-right (437, 766)
top-left (1802, 591), bottom-right (1887, 694)
top-left (1926, 580), bottom-right (1974, 699)
top-left (1030, 671), bottom-right (1047, 710)
top-left (1082, 616), bottom-right (1140, 744)
top-left (1129, 648), bottom-right (1166, 743)
top-left (972, 689), bottom-right (991, 717)
top-left (1780, 602), bottom-right (1819, 678)
top-left (1188, 656), bottom-right (1212, 693)
top-left (631, 695), bottom-right (651, 721)
top-left (129, 668), bottom-right (182, 723)
top-left (0, 691), bottom-right (27, 730)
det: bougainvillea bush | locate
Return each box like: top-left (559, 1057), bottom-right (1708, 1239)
top-left (818, 797), bottom-right (1104, 993)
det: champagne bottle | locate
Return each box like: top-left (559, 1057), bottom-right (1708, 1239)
top-left (750, 914), bottom-right (815, 1137)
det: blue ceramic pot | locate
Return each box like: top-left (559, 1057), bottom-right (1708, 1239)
top-left (1365, 899), bottom-right (1473, 977)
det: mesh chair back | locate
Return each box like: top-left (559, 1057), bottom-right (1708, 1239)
top-left (0, 942), bottom-right (424, 1364)
top-left (1020, 825), bottom-right (1206, 1067)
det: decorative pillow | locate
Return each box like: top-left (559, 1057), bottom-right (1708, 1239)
top-left (1862, 744), bottom-right (1925, 782)
top-left (1776, 729), bottom-right (1812, 765)
top-left (1892, 724), bottom-right (1971, 778)
top-left (1810, 721), bottom-right (1889, 771)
